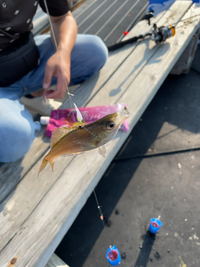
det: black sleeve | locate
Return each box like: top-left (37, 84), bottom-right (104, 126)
top-left (39, 0), bottom-right (71, 17)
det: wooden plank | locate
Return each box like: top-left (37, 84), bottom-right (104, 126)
top-left (0, 54), bottom-right (126, 205)
top-left (0, 85), bottom-right (77, 204)
top-left (73, 0), bottom-right (98, 19)
top-left (62, 1), bottom-right (192, 108)
top-left (0, 2), bottom-right (197, 266)
top-left (45, 254), bottom-right (69, 267)
top-left (0, 0), bottom-right (189, 241)
top-left (50, 12), bottom-right (167, 110)
top-left (55, 0), bottom-right (192, 108)
top-left (0, 10), bottom-right (165, 204)
top-left (0, 11), bottom-right (168, 250)
top-left (0, 0), bottom-right (190, 251)
top-left (32, 0), bottom-right (89, 36)
top-left (118, 6), bottom-right (200, 118)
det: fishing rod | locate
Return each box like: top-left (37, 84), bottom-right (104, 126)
top-left (107, 22), bottom-right (176, 51)
top-left (107, 10), bottom-right (200, 52)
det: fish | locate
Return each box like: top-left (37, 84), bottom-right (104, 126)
top-left (38, 107), bottom-right (129, 174)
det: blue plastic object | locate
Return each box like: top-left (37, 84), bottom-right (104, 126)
top-left (106, 245), bottom-right (121, 266)
top-left (149, 218), bottom-right (162, 234)
top-left (148, 0), bottom-right (176, 16)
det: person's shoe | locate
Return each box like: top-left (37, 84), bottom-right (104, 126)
top-left (20, 96), bottom-right (62, 116)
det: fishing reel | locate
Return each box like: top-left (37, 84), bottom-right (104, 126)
top-left (107, 22), bottom-right (176, 51)
top-left (151, 23), bottom-right (176, 43)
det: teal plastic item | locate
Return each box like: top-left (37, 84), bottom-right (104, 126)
top-left (149, 218), bottom-right (162, 234)
top-left (106, 245), bottom-right (121, 266)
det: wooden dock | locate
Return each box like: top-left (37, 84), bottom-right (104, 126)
top-left (0, 1), bottom-right (200, 266)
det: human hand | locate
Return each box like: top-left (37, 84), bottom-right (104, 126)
top-left (43, 50), bottom-right (71, 99)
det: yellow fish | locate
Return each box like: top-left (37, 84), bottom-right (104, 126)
top-left (39, 107), bottom-right (129, 174)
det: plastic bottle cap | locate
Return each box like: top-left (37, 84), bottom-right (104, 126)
top-left (106, 245), bottom-right (121, 266)
top-left (149, 218), bottom-right (162, 234)
top-left (40, 116), bottom-right (50, 125)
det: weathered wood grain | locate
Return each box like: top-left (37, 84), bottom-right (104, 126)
top-left (73, 0), bottom-right (98, 19)
top-left (76, 1), bottom-right (192, 108)
top-left (0, 4), bottom-right (173, 252)
top-left (0, 55), bottom-right (124, 206)
top-left (0, 10), bottom-right (165, 204)
top-left (0, 85), bottom-right (77, 204)
top-left (1, 2), bottom-right (198, 267)
top-left (45, 254), bottom-right (69, 267)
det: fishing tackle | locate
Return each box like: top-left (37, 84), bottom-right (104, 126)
top-left (151, 23), bottom-right (175, 43)
top-left (149, 217), bottom-right (162, 234)
top-left (108, 23), bottom-right (175, 51)
top-left (74, 103), bottom-right (83, 123)
top-left (106, 245), bottom-right (121, 266)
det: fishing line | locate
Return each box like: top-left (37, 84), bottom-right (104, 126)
top-left (43, 0), bottom-right (75, 110)
top-left (170, 13), bottom-right (200, 27)
top-left (42, 1), bottom-right (200, 265)
top-left (74, 102), bottom-right (109, 230)
top-left (74, 101), bottom-right (115, 254)
top-left (43, 0), bottom-right (99, 142)
top-left (149, 12), bottom-right (200, 37)
top-left (173, 17), bottom-right (200, 30)
top-left (82, 154), bottom-right (105, 227)
top-left (43, 0), bottom-right (110, 249)
top-left (82, 152), bottom-right (115, 259)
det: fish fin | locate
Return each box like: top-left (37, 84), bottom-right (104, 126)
top-left (49, 160), bottom-right (55, 172)
top-left (50, 126), bottom-right (78, 148)
top-left (94, 139), bottom-right (102, 147)
top-left (98, 146), bottom-right (106, 158)
top-left (38, 157), bottom-right (48, 176)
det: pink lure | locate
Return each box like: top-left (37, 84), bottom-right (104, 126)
top-left (46, 103), bottom-right (129, 137)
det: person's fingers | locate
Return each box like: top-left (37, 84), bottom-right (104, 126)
top-left (65, 70), bottom-right (71, 86)
top-left (43, 63), bottom-right (54, 89)
top-left (45, 87), bottom-right (65, 99)
top-left (56, 71), bottom-right (65, 95)
top-left (44, 89), bottom-right (55, 98)
top-left (45, 72), bottom-right (66, 99)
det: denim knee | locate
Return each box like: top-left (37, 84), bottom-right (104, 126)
top-left (70, 35), bottom-right (109, 85)
top-left (0, 123), bottom-right (33, 163)
top-left (0, 108), bottom-right (40, 163)
top-left (92, 35), bottom-right (108, 70)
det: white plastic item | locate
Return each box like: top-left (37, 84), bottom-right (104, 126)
top-left (40, 116), bottom-right (50, 125)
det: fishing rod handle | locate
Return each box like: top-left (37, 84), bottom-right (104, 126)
top-left (107, 34), bottom-right (147, 52)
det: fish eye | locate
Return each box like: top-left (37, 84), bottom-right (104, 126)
top-left (106, 121), bottom-right (115, 130)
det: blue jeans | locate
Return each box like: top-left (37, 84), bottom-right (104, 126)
top-left (0, 34), bottom-right (108, 162)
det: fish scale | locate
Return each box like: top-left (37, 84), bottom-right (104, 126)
top-left (38, 107), bottom-right (129, 175)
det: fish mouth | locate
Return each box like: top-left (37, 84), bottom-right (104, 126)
top-left (123, 107), bottom-right (129, 117)
top-left (118, 107), bottom-right (129, 120)
top-left (115, 107), bottom-right (129, 128)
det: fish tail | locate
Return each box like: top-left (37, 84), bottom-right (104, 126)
top-left (38, 157), bottom-right (48, 176)
top-left (49, 160), bottom-right (55, 172)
